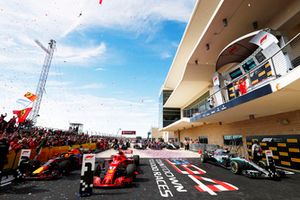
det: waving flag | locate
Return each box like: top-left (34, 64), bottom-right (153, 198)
top-left (13, 107), bottom-right (32, 123)
top-left (24, 92), bottom-right (37, 102)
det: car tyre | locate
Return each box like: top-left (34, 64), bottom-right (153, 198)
top-left (126, 164), bottom-right (136, 177)
top-left (94, 163), bottom-right (102, 177)
top-left (200, 154), bottom-right (206, 163)
top-left (59, 160), bottom-right (71, 175)
top-left (133, 155), bottom-right (140, 166)
top-left (258, 160), bottom-right (267, 169)
top-left (231, 161), bottom-right (242, 174)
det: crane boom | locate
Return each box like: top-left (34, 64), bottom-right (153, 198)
top-left (29, 39), bottom-right (56, 123)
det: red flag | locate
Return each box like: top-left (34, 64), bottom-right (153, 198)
top-left (13, 107), bottom-right (32, 123)
top-left (24, 92), bottom-right (37, 102)
top-left (99, 0), bottom-right (103, 4)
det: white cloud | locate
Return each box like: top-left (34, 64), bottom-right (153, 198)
top-left (77, 83), bottom-right (105, 90)
top-left (161, 51), bottom-right (172, 59)
top-left (49, 72), bottom-right (64, 76)
top-left (37, 91), bottom-right (158, 136)
top-left (46, 80), bottom-right (72, 88)
top-left (0, 0), bottom-right (195, 71)
top-left (0, 76), bottom-right (158, 136)
top-left (0, 0), bottom-right (195, 136)
top-left (95, 67), bottom-right (105, 71)
top-left (56, 43), bottom-right (106, 64)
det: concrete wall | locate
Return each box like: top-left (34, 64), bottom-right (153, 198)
top-left (179, 110), bottom-right (300, 145)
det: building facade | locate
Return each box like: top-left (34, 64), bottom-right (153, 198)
top-left (159, 0), bottom-right (300, 170)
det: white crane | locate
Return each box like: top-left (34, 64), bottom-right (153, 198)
top-left (29, 39), bottom-right (56, 123)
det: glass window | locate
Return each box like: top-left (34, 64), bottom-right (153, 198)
top-left (229, 68), bottom-right (243, 80)
top-left (199, 136), bottom-right (208, 144)
top-left (223, 135), bottom-right (243, 146)
top-left (242, 58), bottom-right (257, 72)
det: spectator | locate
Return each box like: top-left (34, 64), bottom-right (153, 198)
top-left (0, 132), bottom-right (9, 182)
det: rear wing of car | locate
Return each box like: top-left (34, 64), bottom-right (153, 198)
top-left (121, 149), bottom-right (133, 154)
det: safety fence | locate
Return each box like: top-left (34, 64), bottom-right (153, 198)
top-left (246, 135), bottom-right (300, 170)
top-left (3, 143), bottom-right (96, 170)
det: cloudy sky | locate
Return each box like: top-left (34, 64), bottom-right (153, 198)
top-left (0, 0), bottom-right (195, 136)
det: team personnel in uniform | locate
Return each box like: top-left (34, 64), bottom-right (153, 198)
top-left (251, 140), bottom-right (262, 163)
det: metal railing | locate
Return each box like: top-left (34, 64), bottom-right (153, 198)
top-left (184, 32), bottom-right (300, 119)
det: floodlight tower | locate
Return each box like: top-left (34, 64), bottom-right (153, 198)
top-left (29, 39), bottom-right (56, 123)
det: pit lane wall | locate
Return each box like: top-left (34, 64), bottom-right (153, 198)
top-left (3, 143), bottom-right (96, 170)
top-left (180, 110), bottom-right (300, 170)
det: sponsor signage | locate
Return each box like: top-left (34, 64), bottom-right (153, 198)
top-left (250, 30), bottom-right (279, 50)
top-left (18, 149), bottom-right (31, 166)
top-left (79, 154), bottom-right (96, 197)
top-left (121, 130), bottom-right (136, 135)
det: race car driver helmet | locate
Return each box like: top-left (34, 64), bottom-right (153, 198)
top-left (64, 153), bottom-right (70, 158)
top-left (69, 148), bottom-right (80, 155)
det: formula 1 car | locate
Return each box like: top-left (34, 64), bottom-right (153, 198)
top-left (166, 142), bottom-right (180, 150)
top-left (149, 142), bottom-right (166, 150)
top-left (200, 148), bottom-right (293, 180)
top-left (200, 148), bottom-right (234, 169)
top-left (93, 150), bottom-right (139, 187)
top-left (17, 148), bottom-right (83, 180)
top-left (133, 140), bottom-right (147, 150)
top-left (229, 157), bottom-right (293, 180)
top-left (113, 143), bottom-right (128, 150)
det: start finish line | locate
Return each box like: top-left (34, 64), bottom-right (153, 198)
top-left (149, 159), bottom-right (239, 197)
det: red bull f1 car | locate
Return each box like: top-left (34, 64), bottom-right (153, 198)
top-left (16, 148), bottom-right (83, 180)
top-left (93, 150), bottom-right (139, 187)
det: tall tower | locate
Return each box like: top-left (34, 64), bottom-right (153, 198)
top-left (29, 39), bottom-right (56, 123)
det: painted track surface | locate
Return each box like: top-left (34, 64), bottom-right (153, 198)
top-left (1, 149), bottom-right (299, 200)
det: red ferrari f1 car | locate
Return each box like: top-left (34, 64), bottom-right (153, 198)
top-left (16, 148), bottom-right (83, 180)
top-left (93, 150), bottom-right (139, 187)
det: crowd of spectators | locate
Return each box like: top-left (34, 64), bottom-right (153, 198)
top-left (0, 113), bottom-right (111, 153)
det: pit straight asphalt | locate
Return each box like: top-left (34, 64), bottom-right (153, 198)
top-left (1, 148), bottom-right (299, 200)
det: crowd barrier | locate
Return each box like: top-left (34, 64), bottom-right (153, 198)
top-left (3, 143), bottom-right (97, 170)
